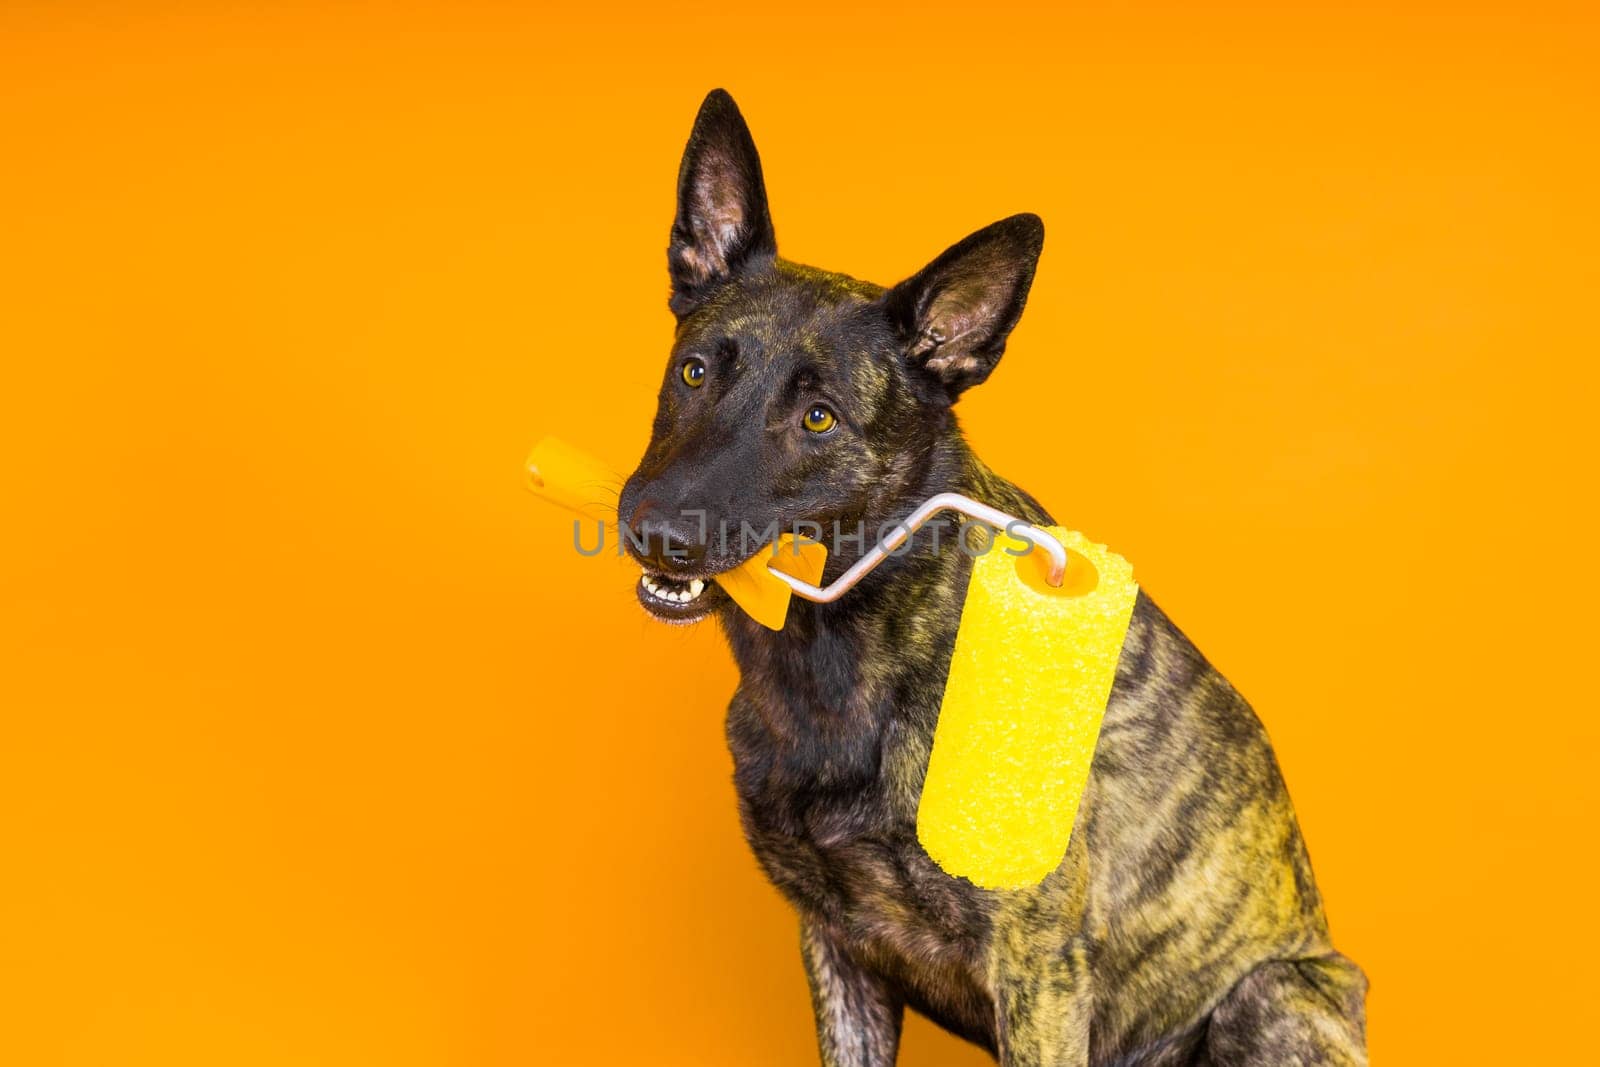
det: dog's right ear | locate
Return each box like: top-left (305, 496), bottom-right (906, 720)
top-left (668, 90), bottom-right (777, 318)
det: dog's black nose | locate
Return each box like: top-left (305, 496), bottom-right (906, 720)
top-left (624, 502), bottom-right (707, 571)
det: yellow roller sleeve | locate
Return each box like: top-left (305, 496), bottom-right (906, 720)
top-left (917, 528), bottom-right (1138, 889)
top-left (523, 436), bottom-right (826, 631)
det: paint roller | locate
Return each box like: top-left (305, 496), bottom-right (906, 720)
top-left (525, 438), bottom-right (1139, 889)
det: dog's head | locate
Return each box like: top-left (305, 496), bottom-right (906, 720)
top-left (620, 90), bottom-right (1044, 623)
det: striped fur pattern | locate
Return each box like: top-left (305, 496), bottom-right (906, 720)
top-left (620, 90), bottom-right (1367, 1065)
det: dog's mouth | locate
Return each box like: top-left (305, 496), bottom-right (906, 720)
top-left (635, 568), bottom-right (728, 624)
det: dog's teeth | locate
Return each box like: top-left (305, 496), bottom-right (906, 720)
top-left (641, 570), bottom-right (709, 609)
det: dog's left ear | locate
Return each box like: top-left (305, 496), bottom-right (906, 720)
top-left (668, 89), bottom-right (777, 318)
top-left (883, 214), bottom-right (1044, 400)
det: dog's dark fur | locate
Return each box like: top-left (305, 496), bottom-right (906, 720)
top-left (618, 90), bottom-right (1368, 1066)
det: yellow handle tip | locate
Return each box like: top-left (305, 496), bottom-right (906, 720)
top-left (523, 437), bottom-right (620, 524)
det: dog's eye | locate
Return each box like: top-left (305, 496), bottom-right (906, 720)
top-left (802, 405), bottom-right (837, 434)
top-left (681, 358), bottom-right (706, 388)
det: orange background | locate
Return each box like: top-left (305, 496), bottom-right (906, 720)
top-left (3, 2), bottom-right (1595, 1063)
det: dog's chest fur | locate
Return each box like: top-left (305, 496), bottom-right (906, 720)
top-left (721, 543), bottom-right (1016, 1047)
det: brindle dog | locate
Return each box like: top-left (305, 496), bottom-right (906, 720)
top-left (617, 90), bottom-right (1368, 1066)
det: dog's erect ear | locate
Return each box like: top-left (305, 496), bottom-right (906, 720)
top-left (883, 214), bottom-right (1044, 399)
top-left (668, 90), bottom-right (776, 317)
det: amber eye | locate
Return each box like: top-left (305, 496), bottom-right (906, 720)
top-left (803, 405), bottom-right (837, 434)
top-left (681, 358), bottom-right (706, 388)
